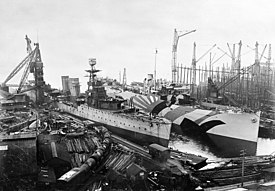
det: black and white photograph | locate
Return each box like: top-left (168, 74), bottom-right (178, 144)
top-left (0, 0), bottom-right (275, 190)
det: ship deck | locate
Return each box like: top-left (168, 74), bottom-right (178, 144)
top-left (78, 102), bottom-right (171, 124)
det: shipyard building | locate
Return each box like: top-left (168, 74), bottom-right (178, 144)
top-left (61, 76), bottom-right (80, 101)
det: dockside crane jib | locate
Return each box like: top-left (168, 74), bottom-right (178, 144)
top-left (171, 29), bottom-right (196, 84)
top-left (190, 43), bottom-right (216, 97)
top-left (0, 35), bottom-right (45, 104)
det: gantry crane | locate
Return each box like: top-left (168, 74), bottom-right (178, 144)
top-left (206, 41), bottom-right (243, 106)
top-left (0, 35), bottom-right (45, 104)
top-left (0, 36), bottom-right (33, 98)
top-left (207, 61), bottom-right (258, 106)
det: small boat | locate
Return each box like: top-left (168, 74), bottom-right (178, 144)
top-left (193, 163), bottom-right (261, 186)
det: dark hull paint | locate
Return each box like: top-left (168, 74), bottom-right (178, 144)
top-left (207, 133), bottom-right (257, 157)
top-left (259, 126), bottom-right (275, 139)
top-left (171, 119), bottom-right (201, 135)
top-left (171, 121), bottom-right (257, 158)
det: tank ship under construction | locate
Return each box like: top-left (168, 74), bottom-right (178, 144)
top-left (56, 59), bottom-right (172, 147)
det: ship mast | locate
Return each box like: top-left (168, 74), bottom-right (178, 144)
top-left (86, 58), bottom-right (100, 91)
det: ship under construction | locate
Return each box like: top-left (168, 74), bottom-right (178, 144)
top-left (165, 31), bottom-right (275, 117)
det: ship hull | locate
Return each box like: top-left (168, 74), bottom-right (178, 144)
top-left (161, 105), bottom-right (260, 157)
top-left (56, 102), bottom-right (171, 147)
top-left (202, 111), bottom-right (260, 143)
top-left (100, 123), bottom-right (169, 147)
top-left (204, 113), bottom-right (260, 157)
top-left (206, 133), bottom-right (257, 157)
top-left (202, 111), bottom-right (260, 157)
top-left (259, 126), bottom-right (275, 139)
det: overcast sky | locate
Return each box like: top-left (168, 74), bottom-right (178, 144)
top-left (0, 0), bottom-right (274, 92)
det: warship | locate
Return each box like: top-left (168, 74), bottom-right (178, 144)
top-left (130, 95), bottom-right (261, 157)
top-left (56, 59), bottom-right (172, 147)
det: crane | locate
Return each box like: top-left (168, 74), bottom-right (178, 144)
top-left (206, 41), bottom-right (244, 106)
top-left (209, 42), bottom-right (271, 108)
top-left (247, 42), bottom-right (268, 62)
top-left (191, 43), bottom-right (216, 85)
top-left (217, 41), bottom-right (242, 73)
top-left (189, 43), bottom-right (216, 97)
top-left (207, 62), bottom-right (257, 106)
top-left (1, 35), bottom-right (34, 91)
top-left (171, 29), bottom-right (196, 83)
top-left (0, 35), bottom-right (45, 104)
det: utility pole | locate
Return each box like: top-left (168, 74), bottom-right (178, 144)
top-left (122, 68), bottom-right (127, 90)
top-left (240, 149), bottom-right (246, 187)
top-left (192, 42), bottom-right (196, 86)
top-left (267, 44), bottom-right (272, 106)
top-left (154, 49), bottom-right (158, 90)
top-left (119, 71), bottom-right (121, 84)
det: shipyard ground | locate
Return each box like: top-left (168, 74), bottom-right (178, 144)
top-left (1, 109), bottom-right (275, 191)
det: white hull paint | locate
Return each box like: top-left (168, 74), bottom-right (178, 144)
top-left (158, 104), bottom-right (260, 156)
top-left (161, 105), bottom-right (260, 144)
top-left (57, 102), bottom-right (172, 147)
top-left (200, 111), bottom-right (260, 143)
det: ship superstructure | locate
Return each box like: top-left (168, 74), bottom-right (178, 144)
top-left (56, 59), bottom-right (172, 147)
